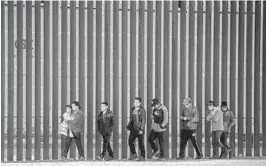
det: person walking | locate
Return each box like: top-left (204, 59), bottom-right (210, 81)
top-left (96, 102), bottom-right (114, 161)
top-left (220, 101), bottom-right (235, 158)
top-left (206, 101), bottom-right (230, 159)
top-left (127, 97), bottom-right (146, 161)
top-left (148, 98), bottom-right (168, 160)
top-left (177, 97), bottom-right (203, 160)
top-left (65, 101), bottom-right (85, 161)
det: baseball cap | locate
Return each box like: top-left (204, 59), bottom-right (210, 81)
top-left (151, 98), bottom-right (159, 107)
top-left (206, 100), bottom-right (215, 107)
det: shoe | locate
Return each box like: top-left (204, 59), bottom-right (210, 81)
top-left (106, 156), bottom-right (114, 161)
top-left (96, 154), bottom-right (104, 161)
top-left (138, 156), bottom-right (146, 161)
top-left (79, 157), bottom-right (85, 161)
top-left (176, 156), bottom-right (185, 160)
top-left (157, 156), bottom-right (165, 161)
top-left (210, 156), bottom-right (220, 159)
top-left (151, 150), bottom-right (160, 159)
top-left (61, 156), bottom-right (67, 161)
top-left (128, 154), bottom-right (138, 160)
top-left (195, 154), bottom-right (203, 159)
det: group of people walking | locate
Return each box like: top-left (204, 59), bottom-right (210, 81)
top-left (59, 97), bottom-right (235, 161)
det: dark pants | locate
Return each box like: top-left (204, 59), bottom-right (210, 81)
top-left (212, 130), bottom-right (226, 158)
top-left (220, 132), bottom-right (231, 158)
top-left (128, 130), bottom-right (145, 158)
top-left (61, 132), bottom-right (84, 158)
top-left (101, 133), bottom-right (113, 157)
top-left (148, 130), bottom-right (164, 157)
top-left (179, 129), bottom-right (202, 157)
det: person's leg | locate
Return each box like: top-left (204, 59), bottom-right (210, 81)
top-left (105, 134), bottom-right (113, 157)
top-left (148, 130), bottom-right (159, 153)
top-left (157, 131), bottom-right (164, 158)
top-left (189, 130), bottom-right (202, 157)
top-left (220, 132), bottom-right (226, 158)
top-left (101, 134), bottom-right (107, 157)
top-left (178, 129), bottom-right (190, 158)
top-left (73, 132), bottom-right (84, 158)
top-left (212, 131), bottom-right (219, 158)
top-left (62, 135), bottom-right (72, 158)
top-left (137, 133), bottom-right (145, 158)
top-left (128, 130), bottom-right (138, 156)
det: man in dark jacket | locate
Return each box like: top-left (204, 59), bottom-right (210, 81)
top-left (65, 101), bottom-right (85, 161)
top-left (96, 102), bottom-right (114, 161)
top-left (148, 98), bottom-right (168, 160)
top-left (177, 97), bottom-right (202, 160)
top-left (220, 101), bottom-right (235, 158)
top-left (127, 97), bottom-right (146, 161)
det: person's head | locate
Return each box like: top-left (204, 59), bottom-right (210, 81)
top-left (206, 101), bottom-right (215, 111)
top-left (151, 98), bottom-right (160, 109)
top-left (65, 105), bottom-right (72, 114)
top-left (221, 101), bottom-right (228, 112)
top-left (134, 97), bottom-right (142, 108)
top-left (183, 97), bottom-right (193, 108)
top-left (71, 101), bottom-right (81, 111)
top-left (101, 102), bottom-right (109, 111)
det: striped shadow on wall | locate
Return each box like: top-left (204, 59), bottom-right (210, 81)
top-left (1, 0), bottom-right (266, 162)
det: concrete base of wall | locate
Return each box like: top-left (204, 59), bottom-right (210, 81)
top-left (2, 158), bottom-right (266, 166)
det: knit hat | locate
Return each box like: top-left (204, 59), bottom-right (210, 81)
top-left (221, 101), bottom-right (228, 107)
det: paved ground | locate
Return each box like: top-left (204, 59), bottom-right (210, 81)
top-left (2, 158), bottom-right (266, 166)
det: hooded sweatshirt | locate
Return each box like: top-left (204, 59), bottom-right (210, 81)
top-left (222, 109), bottom-right (235, 132)
top-left (206, 107), bottom-right (224, 131)
top-left (180, 106), bottom-right (199, 130)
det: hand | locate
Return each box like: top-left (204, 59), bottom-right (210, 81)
top-left (138, 130), bottom-right (143, 135)
top-left (183, 117), bottom-right (188, 120)
top-left (180, 116), bottom-right (184, 120)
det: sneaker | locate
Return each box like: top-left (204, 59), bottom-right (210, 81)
top-left (79, 157), bottom-right (85, 161)
top-left (176, 156), bottom-right (185, 160)
top-left (210, 156), bottom-right (220, 159)
top-left (151, 150), bottom-right (160, 159)
top-left (106, 156), bottom-right (114, 161)
top-left (96, 154), bottom-right (105, 161)
top-left (158, 156), bottom-right (165, 161)
top-left (195, 154), bottom-right (203, 159)
top-left (128, 154), bottom-right (138, 160)
top-left (61, 156), bottom-right (67, 161)
top-left (138, 156), bottom-right (146, 161)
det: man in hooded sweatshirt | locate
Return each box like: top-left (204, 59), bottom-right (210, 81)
top-left (206, 101), bottom-right (230, 159)
top-left (177, 97), bottom-right (202, 160)
top-left (148, 98), bottom-right (168, 160)
top-left (220, 101), bottom-right (235, 158)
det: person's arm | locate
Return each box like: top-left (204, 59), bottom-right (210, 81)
top-left (206, 110), bottom-right (216, 121)
top-left (66, 111), bottom-right (83, 124)
top-left (140, 109), bottom-right (146, 131)
top-left (228, 111), bottom-right (236, 129)
top-left (109, 112), bottom-right (114, 129)
top-left (63, 113), bottom-right (73, 121)
top-left (161, 106), bottom-right (168, 128)
top-left (189, 108), bottom-right (199, 123)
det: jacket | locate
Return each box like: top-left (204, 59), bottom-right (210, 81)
top-left (97, 109), bottom-right (114, 135)
top-left (180, 106), bottom-right (199, 130)
top-left (151, 104), bottom-right (168, 132)
top-left (206, 107), bottom-right (224, 131)
top-left (66, 109), bottom-right (84, 132)
top-left (127, 106), bottom-right (146, 132)
top-left (222, 109), bottom-right (235, 132)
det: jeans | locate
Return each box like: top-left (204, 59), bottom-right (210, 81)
top-left (212, 130), bottom-right (226, 158)
top-left (61, 132), bottom-right (84, 158)
top-left (148, 130), bottom-right (164, 157)
top-left (179, 129), bottom-right (202, 158)
top-left (101, 133), bottom-right (113, 157)
top-left (128, 129), bottom-right (145, 158)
